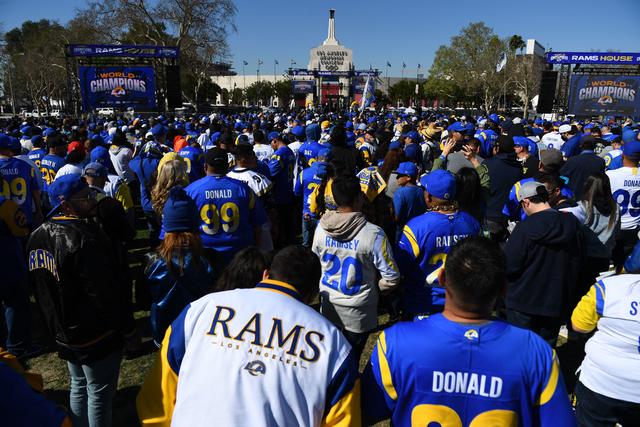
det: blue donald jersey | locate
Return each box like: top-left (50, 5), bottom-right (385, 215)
top-left (397, 211), bottom-right (480, 315)
top-left (294, 161), bottom-right (329, 217)
top-left (39, 154), bottom-right (65, 192)
top-left (28, 148), bottom-right (46, 168)
top-left (186, 175), bottom-right (267, 257)
top-left (362, 314), bottom-right (576, 427)
top-left (178, 145), bottom-right (205, 182)
top-left (298, 140), bottom-right (323, 168)
top-left (0, 157), bottom-right (39, 226)
top-left (502, 177), bottom-right (575, 221)
top-left (268, 145), bottom-right (296, 204)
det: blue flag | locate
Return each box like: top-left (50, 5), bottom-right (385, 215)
top-left (360, 74), bottom-right (376, 112)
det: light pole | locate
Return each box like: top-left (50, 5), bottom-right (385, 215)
top-left (273, 59), bottom-right (278, 83)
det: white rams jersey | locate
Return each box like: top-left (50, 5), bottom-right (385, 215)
top-left (253, 143), bottom-right (274, 162)
top-left (606, 167), bottom-right (640, 230)
top-left (137, 280), bottom-right (361, 427)
top-left (227, 168), bottom-right (273, 197)
top-left (572, 274), bottom-right (640, 403)
top-left (541, 132), bottom-right (563, 150)
top-left (312, 217), bottom-right (400, 333)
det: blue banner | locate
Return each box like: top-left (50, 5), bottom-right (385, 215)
top-left (547, 52), bottom-right (640, 65)
top-left (79, 66), bottom-right (157, 111)
top-left (69, 44), bottom-right (179, 58)
top-left (568, 75), bottom-right (640, 117)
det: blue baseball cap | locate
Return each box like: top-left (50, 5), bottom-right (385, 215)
top-left (513, 136), bottom-right (530, 147)
top-left (389, 140), bottom-right (402, 150)
top-left (82, 161), bottom-right (108, 178)
top-left (420, 169), bottom-right (456, 200)
top-left (47, 174), bottom-right (89, 217)
top-left (404, 143), bottom-right (420, 160)
top-left (267, 131), bottom-right (279, 141)
top-left (151, 123), bottom-right (166, 136)
top-left (0, 134), bottom-right (11, 149)
top-left (622, 130), bottom-right (638, 144)
top-left (403, 130), bottom-right (420, 142)
top-left (602, 133), bottom-right (621, 143)
top-left (356, 123), bottom-right (367, 131)
top-left (395, 161), bottom-right (418, 177)
top-left (623, 140), bottom-right (640, 159)
top-left (291, 125), bottom-right (305, 137)
top-left (318, 147), bottom-right (332, 160)
top-left (489, 114), bottom-right (501, 124)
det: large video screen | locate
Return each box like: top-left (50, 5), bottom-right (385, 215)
top-left (79, 66), bottom-right (157, 111)
top-left (568, 75), bottom-right (640, 117)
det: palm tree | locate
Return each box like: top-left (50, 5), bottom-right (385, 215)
top-left (509, 35), bottom-right (526, 56)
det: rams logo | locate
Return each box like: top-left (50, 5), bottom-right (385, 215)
top-left (464, 329), bottom-right (479, 341)
top-left (111, 86), bottom-right (126, 97)
top-left (14, 209), bottom-right (27, 229)
top-left (244, 360), bottom-right (266, 376)
top-left (597, 95), bottom-right (613, 106)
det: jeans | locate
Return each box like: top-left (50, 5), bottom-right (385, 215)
top-left (67, 350), bottom-right (122, 427)
top-left (342, 329), bottom-right (369, 364)
top-left (575, 380), bottom-right (640, 427)
top-left (302, 217), bottom-right (318, 247)
top-left (0, 260), bottom-right (31, 353)
top-left (504, 308), bottom-right (562, 348)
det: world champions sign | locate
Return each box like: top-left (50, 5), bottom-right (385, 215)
top-left (79, 66), bottom-right (157, 111)
top-left (568, 75), bottom-right (640, 117)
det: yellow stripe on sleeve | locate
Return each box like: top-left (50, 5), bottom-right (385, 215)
top-left (402, 226), bottom-right (420, 258)
top-left (136, 326), bottom-right (179, 427)
top-left (377, 332), bottom-right (397, 401)
top-left (571, 285), bottom-right (600, 333)
top-left (537, 350), bottom-right (559, 406)
top-left (321, 379), bottom-right (361, 427)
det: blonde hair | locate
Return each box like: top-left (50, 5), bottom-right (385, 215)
top-left (151, 159), bottom-right (189, 216)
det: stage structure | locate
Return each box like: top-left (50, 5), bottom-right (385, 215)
top-left (542, 51), bottom-right (640, 118)
top-left (65, 44), bottom-right (180, 114)
top-left (288, 10), bottom-right (380, 109)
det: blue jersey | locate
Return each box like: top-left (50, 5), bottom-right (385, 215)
top-left (39, 154), bottom-right (65, 192)
top-left (477, 129), bottom-right (498, 158)
top-left (186, 175), bottom-right (267, 257)
top-left (130, 155), bottom-right (160, 213)
top-left (561, 134), bottom-right (582, 158)
top-left (294, 161), bottom-right (329, 217)
top-left (0, 157), bottom-right (39, 226)
top-left (28, 148), bottom-right (46, 168)
top-left (604, 150), bottom-right (623, 171)
top-left (298, 140), bottom-right (323, 168)
top-left (178, 145), bottom-right (205, 182)
top-left (397, 211), bottom-right (480, 314)
top-left (362, 314), bottom-right (575, 427)
top-left (268, 145), bottom-right (295, 204)
top-left (502, 177), bottom-right (575, 221)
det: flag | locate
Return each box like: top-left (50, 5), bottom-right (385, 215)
top-left (496, 52), bottom-right (507, 72)
top-left (243, 60), bottom-right (248, 66)
top-left (418, 63), bottom-right (422, 69)
top-left (360, 74), bottom-right (376, 112)
top-left (258, 59), bottom-right (263, 65)
top-left (402, 62), bottom-right (406, 68)
top-left (290, 59), bottom-right (296, 65)
top-left (386, 61), bottom-right (391, 67)
top-left (274, 59), bottom-right (279, 65)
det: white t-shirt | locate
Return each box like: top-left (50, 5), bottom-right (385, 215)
top-left (607, 167), bottom-right (640, 230)
top-left (227, 168), bottom-right (273, 197)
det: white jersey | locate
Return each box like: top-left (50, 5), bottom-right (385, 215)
top-left (312, 216), bottom-right (400, 333)
top-left (253, 143), bottom-right (274, 162)
top-left (540, 132), bottom-right (563, 150)
top-left (607, 167), bottom-right (640, 230)
top-left (574, 274), bottom-right (640, 403)
top-left (54, 163), bottom-right (82, 179)
top-left (226, 167), bottom-right (273, 197)
top-left (137, 281), bottom-right (360, 426)
top-left (104, 174), bottom-right (123, 199)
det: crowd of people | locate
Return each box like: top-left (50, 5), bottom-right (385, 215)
top-left (1, 108), bottom-right (640, 426)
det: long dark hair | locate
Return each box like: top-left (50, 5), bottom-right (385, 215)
top-left (455, 167), bottom-right (482, 214)
top-left (157, 231), bottom-right (204, 275)
top-left (379, 149), bottom-right (406, 182)
top-left (314, 163), bottom-right (337, 216)
top-left (581, 173), bottom-right (617, 230)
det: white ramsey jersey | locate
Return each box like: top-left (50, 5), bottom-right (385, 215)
top-left (137, 281), bottom-right (360, 426)
top-left (574, 275), bottom-right (640, 403)
top-left (541, 132), bottom-right (563, 150)
top-left (253, 143), bottom-right (274, 162)
top-left (227, 168), bottom-right (273, 197)
top-left (312, 218), bottom-right (400, 333)
top-left (607, 167), bottom-right (640, 230)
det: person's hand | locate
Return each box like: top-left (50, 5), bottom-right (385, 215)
top-left (462, 144), bottom-right (480, 167)
top-left (441, 139), bottom-right (456, 157)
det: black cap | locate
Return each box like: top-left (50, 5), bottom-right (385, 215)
top-left (205, 147), bottom-right (228, 166)
top-left (495, 135), bottom-right (515, 153)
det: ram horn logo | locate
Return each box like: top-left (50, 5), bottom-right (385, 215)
top-left (549, 53), bottom-right (569, 62)
top-left (244, 360), bottom-right (266, 376)
top-left (597, 95), bottom-right (613, 106)
top-left (111, 86), bottom-right (126, 97)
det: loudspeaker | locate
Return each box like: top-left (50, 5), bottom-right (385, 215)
top-left (165, 65), bottom-right (182, 109)
top-left (537, 70), bottom-right (557, 113)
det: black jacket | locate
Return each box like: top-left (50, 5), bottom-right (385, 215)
top-left (329, 144), bottom-right (364, 175)
top-left (559, 151), bottom-right (605, 200)
top-left (505, 209), bottom-right (585, 317)
top-left (485, 153), bottom-right (523, 221)
top-left (27, 216), bottom-right (135, 363)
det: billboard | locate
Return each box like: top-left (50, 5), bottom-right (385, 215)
top-left (79, 66), bottom-right (157, 111)
top-left (69, 44), bottom-right (179, 58)
top-left (547, 52), bottom-right (640, 65)
top-left (568, 75), bottom-right (640, 117)
top-left (292, 80), bottom-right (315, 94)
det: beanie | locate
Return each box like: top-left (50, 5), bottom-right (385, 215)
top-left (163, 187), bottom-right (200, 233)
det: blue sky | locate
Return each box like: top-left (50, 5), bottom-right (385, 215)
top-left (3, 0), bottom-right (640, 75)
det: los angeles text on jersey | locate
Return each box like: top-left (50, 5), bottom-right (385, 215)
top-left (206, 305), bottom-right (324, 367)
top-left (431, 370), bottom-right (503, 398)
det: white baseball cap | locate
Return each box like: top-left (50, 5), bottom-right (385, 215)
top-left (559, 124), bottom-right (572, 133)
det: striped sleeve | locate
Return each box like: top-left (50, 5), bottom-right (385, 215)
top-left (136, 306), bottom-right (189, 426)
top-left (535, 349), bottom-right (577, 426)
top-left (322, 349), bottom-right (361, 427)
top-left (399, 225), bottom-right (420, 259)
top-left (571, 283), bottom-right (603, 333)
top-left (361, 331), bottom-right (397, 424)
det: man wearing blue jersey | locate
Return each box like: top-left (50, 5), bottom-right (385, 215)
top-left (269, 134), bottom-right (296, 248)
top-left (186, 148), bottom-right (267, 267)
top-left (129, 142), bottom-right (162, 246)
top-left (295, 148), bottom-right (331, 247)
top-left (396, 169), bottom-right (480, 317)
top-left (40, 134), bottom-right (67, 197)
top-left (178, 139), bottom-right (205, 183)
top-left (299, 124), bottom-right (323, 169)
top-left (362, 236), bottom-right (576, 427)
top-left (28, 136), bottom-right (47, 168)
